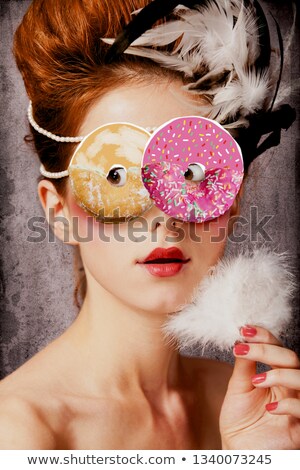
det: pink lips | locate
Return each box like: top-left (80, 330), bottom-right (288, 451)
top-left (137, 247), bottom-right (190, 277)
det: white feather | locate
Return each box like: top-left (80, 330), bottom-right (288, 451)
top-left (122, 47), bottom-right (197, 76)
top-left (131, 22), bottom-right (191, 48)
top-left (163, 247), bottom-right (296, 352)
top-left (239, 70), bottom-right (270, 114)
top-left (208, 70), bottom-right (270, 120)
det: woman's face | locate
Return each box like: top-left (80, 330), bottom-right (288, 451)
top-left (65, 81), bottom-right (238, 315)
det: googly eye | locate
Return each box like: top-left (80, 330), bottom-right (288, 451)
top-left (184, 163), bottom-right (206, 182)
top-left (106, 165), bottom-right (127, 187)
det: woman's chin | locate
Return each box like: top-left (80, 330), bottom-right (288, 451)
top-left (136, 289), bottom-right (193, 316)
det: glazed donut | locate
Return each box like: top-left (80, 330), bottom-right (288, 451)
top-left (68, 123), bottom-right (152, 221)
top-left (141, 116), bottom-right (244, 223)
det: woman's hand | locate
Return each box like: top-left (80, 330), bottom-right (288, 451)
top-left (220, 325), bottom-right (300, 450)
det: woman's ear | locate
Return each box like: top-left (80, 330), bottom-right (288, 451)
top-left (38, 179), bottom-right (79, 246)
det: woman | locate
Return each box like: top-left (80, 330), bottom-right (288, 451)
top-left (0, 0), bottom-right (299, 450)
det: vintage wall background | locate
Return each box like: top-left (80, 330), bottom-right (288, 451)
top-left (0, 0), bottom-right (299, 378)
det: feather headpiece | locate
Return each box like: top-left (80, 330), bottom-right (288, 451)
top-left (103, 0), bottom-right (296, 169)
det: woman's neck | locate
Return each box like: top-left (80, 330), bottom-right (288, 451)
top-left (65, 277), bottom-right (182, 403)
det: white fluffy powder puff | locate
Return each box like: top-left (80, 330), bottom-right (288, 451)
top-left (163, 246), bottom-right (296, 352)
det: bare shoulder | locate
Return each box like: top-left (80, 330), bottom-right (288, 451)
top-left (0, 394), bottom-right (56, 449)
top-left (0, 344), bottom-right (66, 449)
top-left (0, 353), bottom-right (122, 450)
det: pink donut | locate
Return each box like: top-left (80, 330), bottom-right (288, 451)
top-left (141, 116), bottom-right (244, 223)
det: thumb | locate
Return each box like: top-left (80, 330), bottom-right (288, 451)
top-left (227, 357), bottom-right (256, 394)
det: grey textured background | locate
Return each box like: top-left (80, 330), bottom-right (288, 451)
top-left (0, 0), bottom-right (299, 379)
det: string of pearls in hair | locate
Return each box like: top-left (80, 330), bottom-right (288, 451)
top-left (27, 101), bottom-right (84, 143)
top-left (27, 101), bottom-right (157, 179)
top-left (39, 164), bottom-right (69, 179)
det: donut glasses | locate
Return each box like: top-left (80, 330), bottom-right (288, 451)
top-left (66, 116), bottom-right (244, 223)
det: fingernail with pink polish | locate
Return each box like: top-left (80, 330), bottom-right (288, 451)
top-left (266, 401), bottom-right (278, 412)
top-left (233, 343), bottom-right (250, 356)
top-left (241, 325), bottom-right (257, 337)
top-left (252, 372), bottom-right (267, 384)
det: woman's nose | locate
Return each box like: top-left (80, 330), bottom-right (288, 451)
top-left (146, 205), bottom-right (182, 234)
